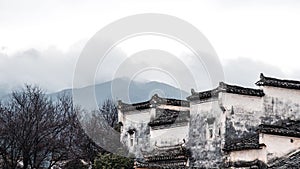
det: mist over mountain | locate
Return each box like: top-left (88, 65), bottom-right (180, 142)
top-left (48, 78), bottom-right (189, 109)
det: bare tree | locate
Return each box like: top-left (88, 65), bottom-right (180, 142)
top-left (6, 85), bottom-right (75, 169)
top-left (0, 103), bottom-right (22, 169)
top-left (0, 86), bottom-right (79, 169)
top-left (99, 99), bottom-right (118, 128)
top-left (67, 109), bottom-right (103, 166)
top-left (0, 85), bottom-right (107, 169)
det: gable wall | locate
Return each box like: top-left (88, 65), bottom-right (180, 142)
top-left (261, 86), bottom-right (300, 124)
top-left (120, 108), bottom-right (153, 158)
top-left (188, 99), bottom-right (224, 168)
top-left (221, 92), bottom-right (264, 139)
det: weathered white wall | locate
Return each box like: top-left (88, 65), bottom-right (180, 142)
top-left (259, 133), bottom-right (300, 161)
top-left (188, 99), bottom-right (225, 168)
top-left (223, 88), bottom-right (300, 167)
top-left (120, 108), bottom-right (153, 157)
top-left (229, 148), bottom-right (267, 163)
top-left (190, 99), bottom-right (218, 114)
top-left (262, 86), bottom-right (300, 102)
top-left (150, 125), bottom-right (189, 146)
top-left (221, 92), bottom-right (262, 112)
top-left (261, 86), bottom-right (300, 124)
top-left (221, 92), bottom-right (264, 139)
top-left (119, 105), bottom-right (190, 158)
top-left (125, 111), bottom-right (151, 124)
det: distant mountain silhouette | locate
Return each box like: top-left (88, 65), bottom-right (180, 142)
top-left (49, 78), bottom-right (189, 109)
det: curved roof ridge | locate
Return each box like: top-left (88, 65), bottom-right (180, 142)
top-left (256, 73), bottom-right (300, 90)
top-left (118, 94), bottom-right (189, 112)
top-left (187, 81), bottom-right (264, 101)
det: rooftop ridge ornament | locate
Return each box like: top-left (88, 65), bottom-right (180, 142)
top-left (191, 88), bottom-right (196, 95)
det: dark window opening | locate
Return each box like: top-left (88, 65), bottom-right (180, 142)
top-left (291, 139), bottom-right (294, 143)
top-left (209, 129), bottom-right (213, 138)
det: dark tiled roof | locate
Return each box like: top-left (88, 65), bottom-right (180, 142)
top-left (118, 100), bottom-right (151, 112)
top-left (219, 82), bottom-right (265, 97)
top-left (268, 149), bottom-right (300, 168)
top-left (256, 73), bottom-right (300, 90)
top-left (141, 144), bottom-right (190, 163)
top-left (186, 88), bottom-right (219, 101)
top-left (187, 82), bottom-right (264, 101)
top-left (148, 108), bottom-right (189, 127)
top-left (224, 159), bottom-right (267, 169)
top-left (137, 144), bottom-right (189, 169)
top-left (258, 120), bottom-right (300, 138)
top-left (118, 94), bottom-right (189, 112)
top-left (223, 134), bottom-right (262, 152)
top-left (135, 160), bottom-right (187, 169)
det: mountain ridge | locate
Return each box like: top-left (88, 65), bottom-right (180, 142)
top-left (48, 78), bottom-right (189, 108)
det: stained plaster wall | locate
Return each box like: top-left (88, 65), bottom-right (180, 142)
top-left (120, 108), bottom-right (153, 158)
top-left (222, 92), bottom-right (263, 140)
top-left (261, 86), bottom-right (300, 124)
top-left (150, 124), bottom-right (189, 147)
top-left (228, 148), bottom-right (267, 163)
top-left (224, 86), bottom-right (300, 166)
top-left (119, 105), bottom-right (190, 158)
top-left (188, 92), bottom-right (265, 168)
top-left (188, 98), bottom-right (225, 168)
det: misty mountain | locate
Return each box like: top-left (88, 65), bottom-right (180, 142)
top-left (49, 78), bottom-right (189, 109)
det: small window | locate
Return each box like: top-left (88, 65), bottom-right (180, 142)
top-left (291, 139), bottom-right (294, 143)
top-left (209, 129), bottom-right (213, 138)
top-left (218, 128), bottom-right (221, 136)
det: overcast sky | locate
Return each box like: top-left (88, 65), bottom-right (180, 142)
top-left (1, 0), bottom-right (300, 95)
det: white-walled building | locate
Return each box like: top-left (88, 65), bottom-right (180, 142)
top-left (118, 73), bottom-right (300, 168)
top-left (118, 94), bottom-right (190, 168)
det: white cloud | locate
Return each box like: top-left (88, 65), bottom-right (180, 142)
top-left (0, 43), bottom-right (83, 94)
top-left (222, 57), bottom-right (286, 88)
top-left (1, 0), bottom-right (300, 95)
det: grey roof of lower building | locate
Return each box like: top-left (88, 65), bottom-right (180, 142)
top-left (258, 119), bottom-right (300, 138)
top-left (268, 149), bottom-right (300, 168)
top-left (138, 144), bottom-right (190, 169)
top-left (148, 108), bottom-right (189, 127)
top-left (224, 159), bottom-right (267, 169)
top-left (223, 134), bottom-right (263, 152)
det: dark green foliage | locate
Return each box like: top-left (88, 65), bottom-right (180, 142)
top-left (93, 153), bottom-right (134, 169)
